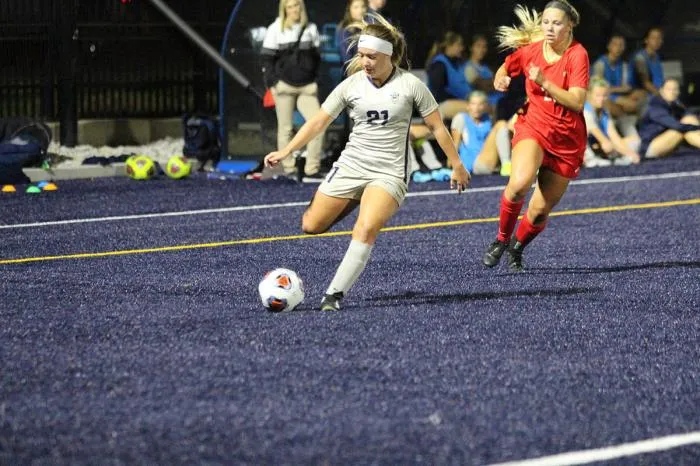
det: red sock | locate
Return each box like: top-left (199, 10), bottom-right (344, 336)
top-left (514, 211), bottom-right (547, 248)
top-left (496, 193), bottom-right (525, 243)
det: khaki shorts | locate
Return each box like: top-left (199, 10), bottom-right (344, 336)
top-left (318, 163), bottom-right (409, 206)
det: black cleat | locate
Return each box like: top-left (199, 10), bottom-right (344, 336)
top-left (320, 292), bottom-right (343, 311)
top-left (507, 239), bottom-right (524, 272)
top-left (483, 240), bottom-right (509, 267)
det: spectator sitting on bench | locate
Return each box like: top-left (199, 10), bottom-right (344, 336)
top-left (638, 77), bottom-right (700, 159)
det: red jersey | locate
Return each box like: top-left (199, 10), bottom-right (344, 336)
top-left (506, 40), bottom-right (589, 176)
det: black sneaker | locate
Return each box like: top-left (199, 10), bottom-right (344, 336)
top-left (320, 292), bottom-right (343, 311)
top-left (302, 171), bottom-right (328, 183)
top-left (483, 240), bottom-right (509, 267)
top-left (507, 238), bottom-right (524, 272)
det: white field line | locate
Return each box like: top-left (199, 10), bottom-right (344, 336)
top-left (2, 170), bottom-right (699, 230)
top-left (488, 430), bottom-right (700, 466)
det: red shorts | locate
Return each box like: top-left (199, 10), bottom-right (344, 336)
top-left (511, 125), bottom-right (584, 179)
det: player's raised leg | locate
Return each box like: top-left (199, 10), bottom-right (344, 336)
top-left (302, 191), bottom-right (360, 235)
top-left (321, 186), bottom-right (400, 311)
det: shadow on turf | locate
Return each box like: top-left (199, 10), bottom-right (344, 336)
top-left (528, 260), bottom-right (700, 275)
top-left (361, 287), bottom-right (597, 306)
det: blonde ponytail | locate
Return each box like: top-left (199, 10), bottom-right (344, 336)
top-left (495, 5), bottom-right (543, 50)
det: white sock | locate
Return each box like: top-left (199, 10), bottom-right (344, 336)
top-left (496, 126), bottom-right (512, 164)
top-left (326, 240), bottom-right (373, 296)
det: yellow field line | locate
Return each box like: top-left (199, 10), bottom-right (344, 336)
top-left (1, 198), bottom-right (698, 265)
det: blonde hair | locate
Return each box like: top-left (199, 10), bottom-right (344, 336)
top-left (589, 77), bottom-right (610, 90)
top-left (424, 31), bottom-right (464, 69)
top-left (345, 13), bottom-right (408, 75)
top-left (496, 1), bottom-right (580, 50)
top-left (278, 0), bottom-right (308, 30)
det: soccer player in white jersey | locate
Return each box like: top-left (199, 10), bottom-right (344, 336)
top-left (264, 15), bottom-right (470, 311)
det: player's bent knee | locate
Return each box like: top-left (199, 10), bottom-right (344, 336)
top-left (301, 216), bottom-right (330, 235)
top-left (352, 223), bottom-right (379, 244)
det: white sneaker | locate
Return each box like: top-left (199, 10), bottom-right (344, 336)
top-left (584, 155), bottom-right (612, 168)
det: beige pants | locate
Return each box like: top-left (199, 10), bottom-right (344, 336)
top-left (271, 80), bottom-right (324, 175)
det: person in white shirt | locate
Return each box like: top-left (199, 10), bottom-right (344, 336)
top-left (264, 15), bottom-right (470, 311)
top-left (261, 0), bottom-right (324, 180)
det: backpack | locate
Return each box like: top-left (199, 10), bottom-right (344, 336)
top-left (0, 119), bottom-right (52, 184)
top-left (182, 114), bottom-right (221, 171)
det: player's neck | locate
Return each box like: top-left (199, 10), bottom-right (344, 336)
top-left (543, 36), bottom-right (572, 63)
top-left (372, 66), bottom-right (395, 87)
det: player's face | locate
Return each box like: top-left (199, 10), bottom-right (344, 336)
top-left (358, 47), bottom-right (392, 80)
top-left (541, 8), bottom-right (570, 46)
top-left (470, 38), bottom-right (487, 61)
top-left (607, 36), bottom-right (625, 59)
top-left (646, 29), bottom-right (664, 51)
top-left (589, 86), bottom-right (609, 109)
top-left (349, 0), bottom-right (367, 21)
top-left (660, 80), bottom-right (680, 103)
top-left (284, 0), bottom-right (302, 23)
top-left (467, 96), bottom-right (487, 118)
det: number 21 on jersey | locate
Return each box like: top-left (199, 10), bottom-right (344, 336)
top-left (367, 110), bottom-right (389, 125)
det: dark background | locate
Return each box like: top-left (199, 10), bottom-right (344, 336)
top-left (1, 0), bottom-right (698, 133)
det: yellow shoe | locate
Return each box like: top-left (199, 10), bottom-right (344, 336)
top-left (500, 161), bottom-right (512, 177)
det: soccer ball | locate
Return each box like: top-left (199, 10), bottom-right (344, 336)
top-left (165, 155), bottom-right (192, 179)
top-left (126, 155), bottom-right (156, 180)
top-left (258, 268), bottom-right (305, 312)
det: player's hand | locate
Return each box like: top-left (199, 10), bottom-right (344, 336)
top-left (450, 163), bottom-right (470, 193)
top-left (494, 75), bottom-right (511, 92)
top-left (264, 150), bottom-right (290, 168)
top-left (527, 63), bottom-right (545, 85)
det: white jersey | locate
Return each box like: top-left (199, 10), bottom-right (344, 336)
top-left (321, 68), bottom-right (438, 181)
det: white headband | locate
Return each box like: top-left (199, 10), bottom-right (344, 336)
top-left (358, 34), bottom-right (393, 56)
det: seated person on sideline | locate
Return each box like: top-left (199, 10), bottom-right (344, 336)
top-left (450, 91), bottom-right (511, 174)
top-left (426, 31), bottom-right (471, 120)
top-left (628, 27), bottom-right (665, 96)
top-left (583, 78), bottom-right (641, 167)
top-left (638, 78), bottom-right (700, 158)
top-left (464, 34), bottom-right (503, 112)
top-left (590, 34), bottom-right (644, 117)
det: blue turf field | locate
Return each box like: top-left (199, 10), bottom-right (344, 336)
top-left (1, 155), bottom-right (699, 464)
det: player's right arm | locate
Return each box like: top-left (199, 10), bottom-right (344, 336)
top-left (264, 110), bottom-right (334, 167)
top-left (493, 64), bottom-right (512, 92)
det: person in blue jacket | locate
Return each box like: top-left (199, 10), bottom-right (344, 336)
top-left (639, 78), bottom-right (700, 158)
top-left (464, 34), bottom-right (503, 113)
top-left (426, 31), bottom-right (471, 119)
top-left (628, 27), bottom-right (665, 96)
top-left (590, 34), bottom-right (643, 117)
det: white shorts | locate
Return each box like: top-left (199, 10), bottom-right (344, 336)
top-left (318, 163), bottom-right (409, 206)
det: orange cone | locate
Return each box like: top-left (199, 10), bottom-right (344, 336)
top-left (43, 183), bottom-right (58, 191)
top-left (2, 185), bottom-right (16, 193)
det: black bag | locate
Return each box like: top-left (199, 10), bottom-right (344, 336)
top-left (182, 114), bottom-right (221, 171)
top-left (0, 119), bottom-right (52, 184)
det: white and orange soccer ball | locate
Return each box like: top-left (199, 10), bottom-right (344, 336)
top-left (258, 268), bottom-right (305, 312)
top-left (165, 155), bottom-right (192, 179)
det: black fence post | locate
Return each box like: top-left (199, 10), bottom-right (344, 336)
top-left (56, 0), bottom-right (78, 147)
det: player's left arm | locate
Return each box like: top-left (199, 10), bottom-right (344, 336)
top-left (423, 110), bottom-right (470, 192)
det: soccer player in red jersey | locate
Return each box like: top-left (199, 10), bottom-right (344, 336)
top-left (482, 0), bottom-right (589, 271)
